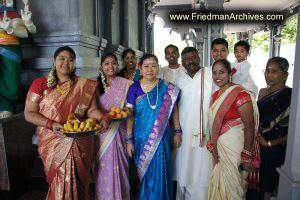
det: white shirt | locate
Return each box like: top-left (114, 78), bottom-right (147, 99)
top-left (231, 60), bottom-right (258, 97)
top-left (159, 65), bottom-right (185, 84)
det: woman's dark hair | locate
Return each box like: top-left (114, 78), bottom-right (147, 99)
top-left (97, 52), bottom-right (118, 95)
top-left (54, 46), bottom-right (76, 60)
top-left (101, 53), bottom-right (118, 66)
top-left (234, 40), bottom-right (250, 52)
top-left (267, 56), bottom-right (289, 84)
top-left (267, 56), bottom-right (289, 72)
top-left (212, 59), bottom-right (232, 74)
top-left (53, 45), bottom-right (76, 81)
top-left (122, 49), bottom-right (136, 61)
top-left (139, 53), bottom-right (158, 67)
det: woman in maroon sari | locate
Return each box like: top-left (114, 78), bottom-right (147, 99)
top-left (24, 46), bottom-right (109, 200)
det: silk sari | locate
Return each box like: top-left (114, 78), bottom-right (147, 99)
top-left (95, 76), bottom-right (131, 200)
top-left (208, 85), bottom-right (259, 200)
top-left (27, 77), bottom-right (98, 200)
top-left (257, 87), bottom-right (291, 192)
top-left (131, 80), bottom-right (179, 200)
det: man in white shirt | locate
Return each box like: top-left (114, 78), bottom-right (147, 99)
top-left (159, 44), bottom-right (185, 83)
top-left (174, 47), bottom-right (213, 200)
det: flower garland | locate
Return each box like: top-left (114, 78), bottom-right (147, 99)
top-left (99, 70), bottom-right (109, 92)
top-left (47, 64), bottom-right (57, 88)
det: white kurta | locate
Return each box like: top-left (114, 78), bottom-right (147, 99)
top-left (173, 67), bottom-right (213, 200)
top-left (231, 60), bottom-right (258, 97)
top-left (159, 65), bottom-right (185, 83)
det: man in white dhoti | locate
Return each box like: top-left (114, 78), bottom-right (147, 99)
top-left (174, 47), bottom-right (213, 200)
top-left (159, 44), bottom-right (185, 83)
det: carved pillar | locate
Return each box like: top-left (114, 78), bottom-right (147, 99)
top-left (194, 26), bottom-right (207, 66)
top-left (145, 0), bottom-right (157, 53)
top-left (269, 24), bottom-right (282, 58)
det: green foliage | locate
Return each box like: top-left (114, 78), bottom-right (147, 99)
top-left (227, 35), bottom-right (237, 52)
top-left (281, 15), bottom-right (298, 44)
top-left (251, 31), bottom-right (270, 53)
top-left (226, 15), bottom-right (297, 53)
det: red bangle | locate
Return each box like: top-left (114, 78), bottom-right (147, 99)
top-left (206, 140), bottom-right (214, 153)
top-left (46, 120), bottom-right (54, 130)
top-left (241, 150), bottom-right (252, 161)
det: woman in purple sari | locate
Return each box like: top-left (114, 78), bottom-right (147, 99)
top-left (95, 53), bottom-right (132, 200)
top-left (126, 54), bottom-right (182, 200)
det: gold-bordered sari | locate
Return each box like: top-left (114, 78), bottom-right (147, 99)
top-left (27, 77), bottom-right (98, 200)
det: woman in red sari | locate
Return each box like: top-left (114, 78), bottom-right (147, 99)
top-left (24, 46), bottom-right (110, 200)
top-left (207, 59), bottom-right (259, 200)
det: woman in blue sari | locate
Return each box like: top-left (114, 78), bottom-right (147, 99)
top-left (126, 54), bottom-right (182, 200)
top-left (255, 57), bottom-right (291, 200)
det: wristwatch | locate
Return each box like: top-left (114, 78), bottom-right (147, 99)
top-left (267, 140), bottom-right (272, 148)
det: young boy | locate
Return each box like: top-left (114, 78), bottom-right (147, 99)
top-left (232, 40), bottom-right (258, 97)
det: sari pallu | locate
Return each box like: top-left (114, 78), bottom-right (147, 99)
top-left (28, 77), bottom-right (98, 200)
top-left (133, 80), bottom-right (179, 200)
top-left (257, 87), bottom-right (291, 166)
top-left (208, 85), bottom-right (259, 200)
top-left (95, 76), bottom-right (131, 200)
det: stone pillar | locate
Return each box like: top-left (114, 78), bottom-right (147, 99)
top-left (194, 26), bottom-right (207, 67)
top-left (122, 0), bottom-right (141, 50)
top-left (203, 0), bottom-right (225, 66)
top-left (104, 0), bottom-right (124, 53)
top-left (277, 8), bottom-right (300, 200)
top-left (269, 24), bottom-right (282, 58)
top-left (139, 0), bottom-right (147, 52)
top-left (19, 0), bottom-right (105, 98)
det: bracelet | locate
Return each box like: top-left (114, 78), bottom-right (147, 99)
top-left (242, 149), bottom-right (252, 157)
top-left (206, 140), bottom-right (214, 153)
top-left (242, 159), bottom-right (252, 163)
top-left (241, 150), bottom-right (252, 161)
top-left (24, 21), bottom-right (34, 27)
top-left (46, 119), bottom-right (54, 130)
top-left (267, 140), bottom-right (272, 148)
top-left (125, 135), bottom-right (133, 144)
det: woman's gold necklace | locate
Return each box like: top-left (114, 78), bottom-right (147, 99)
top-left (56, 80), bottom-right (72, 95)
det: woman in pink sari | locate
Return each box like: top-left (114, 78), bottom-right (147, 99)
top-left (94, 53), bottom-right (131, 200)
top-left (24, 46), bottom-right (110, 200)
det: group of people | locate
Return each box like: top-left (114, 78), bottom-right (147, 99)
top-left (23, 37), bottom-right (291, 200)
